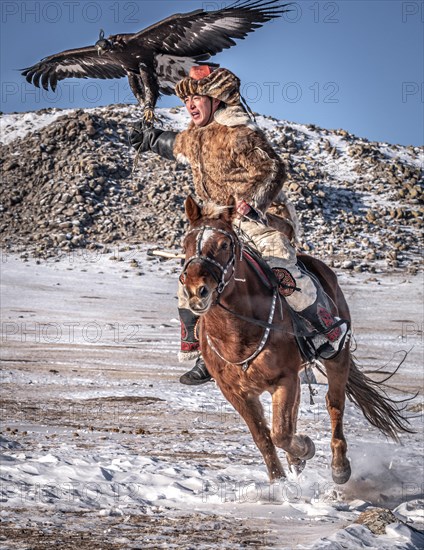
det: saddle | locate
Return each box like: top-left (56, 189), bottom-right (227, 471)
top-left (241, 245), bottom-right (276, 290)
top-left (241, 244), bottom-right (348, 362)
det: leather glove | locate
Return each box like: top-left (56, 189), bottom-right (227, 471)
top-left (130, 122), bottom-right (177, 161)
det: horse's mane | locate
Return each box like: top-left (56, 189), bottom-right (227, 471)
top-left (201, 202), bottom-right (231, 220)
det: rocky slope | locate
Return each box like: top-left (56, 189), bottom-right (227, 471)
top-left (0, 105), bottom-right (422, 272)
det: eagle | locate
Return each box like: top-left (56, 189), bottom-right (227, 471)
top-left (21, 0), bottom-right (290, 122)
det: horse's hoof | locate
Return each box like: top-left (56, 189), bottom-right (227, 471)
top-left (270, 470), bottom-right (286, 481)
top-left (332, 462), bottom-right (351, 484)
top-left (300, 436), bottom-right (315, 460)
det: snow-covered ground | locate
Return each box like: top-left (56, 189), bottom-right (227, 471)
top-left (1, 250), bottom-right (423, 549)
top-left (0, 106), bottom-right (183, 146)
top-left (2, 105), bottom-right (421, 168)
top-left (0, 109), bottom-right (75, 146)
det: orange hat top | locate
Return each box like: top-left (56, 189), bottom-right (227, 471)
top-left (189, 65), bottom-right (214, 80)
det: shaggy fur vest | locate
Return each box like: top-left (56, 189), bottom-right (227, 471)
top-left (173, 106), bottom-right (287, 213)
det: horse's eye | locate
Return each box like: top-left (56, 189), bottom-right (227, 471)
top-left (221, 242), bottom-right (228, 251)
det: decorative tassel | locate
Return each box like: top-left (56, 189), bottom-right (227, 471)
top-left (240, 94), bottom-right (256, 123)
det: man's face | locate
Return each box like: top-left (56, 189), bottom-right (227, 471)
top-left (184, 95), bottom-right (220, 127)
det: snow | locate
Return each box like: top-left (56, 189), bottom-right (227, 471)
top-left (0, 109), bottom-right (74, 145)
top-left (304, 522), bottom-right (424, 550)
top-left (0, 104), bottom-right (422, 547)
top-left (1, 251), bottom-right (423, 548)
top-left (379, 142), bottom-right (423, 171)
top-left (0, 105), bottom-right (191, 147)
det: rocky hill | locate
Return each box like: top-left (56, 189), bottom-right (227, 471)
top-left (0, 105), bottom-right (422, 273)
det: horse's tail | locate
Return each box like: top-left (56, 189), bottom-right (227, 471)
top-left (345, 354), bottom-right (414, 441)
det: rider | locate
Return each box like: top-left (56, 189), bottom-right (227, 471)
top-left (130, 66), bottom-right (349, 385)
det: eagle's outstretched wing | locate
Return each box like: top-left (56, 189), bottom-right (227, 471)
top-left (131, 0), bottom-right (290, 57)
top-left (21, 0), bottom-right (290, 111)
top-left (138, 0), bottom-right (290, 96)
top-left (21, 45), bottom-right (127, 91)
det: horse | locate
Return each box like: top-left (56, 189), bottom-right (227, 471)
top-left (180, 195), bottom-right (412, 484)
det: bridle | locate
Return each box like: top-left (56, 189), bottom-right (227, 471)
top-left (180, 224), bottom-right (281, 370)
top-left (180, 225), bottom-right (237, 295)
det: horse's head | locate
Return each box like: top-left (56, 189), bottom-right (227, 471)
top-left (181, 195), bottom-right (237, 314)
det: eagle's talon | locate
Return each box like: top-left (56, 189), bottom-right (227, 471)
top-left (142, 108), bottom-right (163, 127)
top-left (143, 108), bottom-right (155, 125)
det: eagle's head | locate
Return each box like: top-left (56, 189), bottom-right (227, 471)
top-left (95, 29), bottom-right (112, 55)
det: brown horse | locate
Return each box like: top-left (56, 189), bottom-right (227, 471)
top-left (180, 195), bottom-right (412, 484)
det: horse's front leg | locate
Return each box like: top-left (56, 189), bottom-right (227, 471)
top-left (271, 375), bottom-right (315, 462)
top-left (282, 376), bottom-right (307, 476)
top-left (218, 384), bottom-right (286, 481)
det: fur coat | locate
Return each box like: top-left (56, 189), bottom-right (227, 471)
top-left (173, 106), bottom-right (287, 213)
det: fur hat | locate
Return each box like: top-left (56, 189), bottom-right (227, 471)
top-left (175, 66), bottom-right (241, 106)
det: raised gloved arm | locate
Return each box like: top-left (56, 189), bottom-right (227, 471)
top-left (130, 122), bottom-right (177, 161)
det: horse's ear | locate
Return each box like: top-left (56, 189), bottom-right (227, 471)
top-left (185, 195), bottom-right (202, 224)
top-left (222, 195), bottom-right (237, 223)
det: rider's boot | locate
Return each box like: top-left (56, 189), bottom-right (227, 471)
top-left (273, 268), bottom-right (349, 360)
top-left (299, 298), bottom-right (350, 359)
top-left (180, 354), bottom-right (212, 385)
top-left (178, 308), bottom-right (212, 385)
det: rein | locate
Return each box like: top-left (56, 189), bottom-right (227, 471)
top-left (181, 224), bottom-right (282, 369)
top-left (216, 300), bottom-right (282, 331)
top-left (207, 288), bottom-right (279, 371)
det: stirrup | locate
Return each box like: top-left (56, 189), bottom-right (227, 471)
top-left (299, 300), bottom-right (351, 361)
top-left (179, 356), bottom-right (212, 385)
top-left (312, 319), bottom-right (350, 360)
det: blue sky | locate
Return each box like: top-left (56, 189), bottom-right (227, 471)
top-left (1, 1), bottom-right (423, 146)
